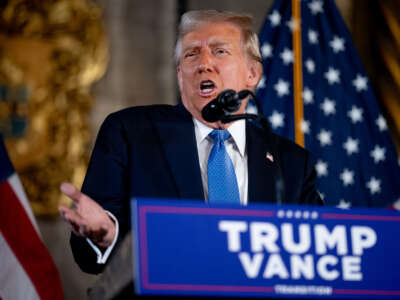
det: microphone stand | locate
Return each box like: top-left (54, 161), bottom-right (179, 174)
top-left (220, 93), bottom-right (285, 205)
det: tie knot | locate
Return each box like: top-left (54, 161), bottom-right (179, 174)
top-left (209, 130), bottom-right (231, 143)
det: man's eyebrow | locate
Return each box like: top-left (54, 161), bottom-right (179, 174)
top-left (181, 39), bottom-right (233, 54)
top-left (208, 40), bottom-right (232, 48)
top-left (182, 42), bottom-right (201, 54)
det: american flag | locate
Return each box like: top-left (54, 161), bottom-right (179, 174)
top-left (255, 0), bottom-right (400, 208)
top-left (0, 135), bottom-right (64, 299)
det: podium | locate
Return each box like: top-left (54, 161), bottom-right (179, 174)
top-left (88, 199), bottom-right (400, 299)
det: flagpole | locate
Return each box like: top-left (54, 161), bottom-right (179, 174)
top-left (292, 0), bottom-right (305, 147)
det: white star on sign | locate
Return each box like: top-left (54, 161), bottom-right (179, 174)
top-left (315, 160), bottom-right (328, 177)
top-left (376, 115), bottom-right (387, 131)
top-left (340, 169), bottom-right (355, 186)
top-left (330, 36), bottom-right (345, 53)
top-left (274, 79), bottom-right (290, 97)
top-left (257, 76), bottom-right (266, 90)
top-left (280, 48), bottom-right (294, 65)
top-left (269, 111), bottom-right (285, 129)
top-left (352, 74), bottom-right (368, 92)
top-left (261, 43), bottom-right (273, 58)
top-left (370, 145), bottom-right (386, 163)
top-left (366, 177), bottom-right (381, 195)
top-left (302, 87), bottom-right (314, 104)
top-left (337, 199), bottom-right (351, 209)
top-left (317, 129), bottom-right (332, 147)
top-left (308, 29), bottom-right (319, 44)
top-left (300, 119), bottom-right (310, 134)
top-left (347, 106), bottom-right (363, 123)
top-left (320, 98), bottom-right (336, 115)
top-left (343, 137), bottom-right (359, 155)
top-left (269, 10), bottom-right (281, 26)
top-left (324, 67), bottom-right (341, 84)
top-left (308, 0), bottom-right (324, 15)
top-left (305, 59), bottom-right (315, 73)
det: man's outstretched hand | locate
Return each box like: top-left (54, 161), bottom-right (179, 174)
top-left (58, 183), bottom-right (116, 248)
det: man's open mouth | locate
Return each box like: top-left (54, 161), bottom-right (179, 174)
top-left (199, 80), bottom-right (216, 95)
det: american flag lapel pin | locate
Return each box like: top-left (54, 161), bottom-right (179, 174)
top-left (266, 152), bottom-right (274, 162)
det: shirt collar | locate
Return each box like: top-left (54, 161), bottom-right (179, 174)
top-left (193, 118), bottom-right (246, 157)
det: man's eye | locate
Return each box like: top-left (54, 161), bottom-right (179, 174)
top-left (215, 49), bottom-right (227, 55)
top-left (184, 52), bottom-right (197, 58)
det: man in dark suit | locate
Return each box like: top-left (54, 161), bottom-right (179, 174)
top-left (59, 10), bottom-right (322, 275)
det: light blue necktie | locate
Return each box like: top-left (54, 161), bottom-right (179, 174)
top-left (207, 130), bottom-right (240, 204)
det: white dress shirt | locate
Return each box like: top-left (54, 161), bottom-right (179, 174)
top-left (89, 117), bottom-right (249, 263)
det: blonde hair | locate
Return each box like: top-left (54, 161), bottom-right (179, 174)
top-left (175, 10), bottom-right (262, 66)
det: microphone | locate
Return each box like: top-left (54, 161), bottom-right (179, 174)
top-left (202, 89), bottom-right (252, 122)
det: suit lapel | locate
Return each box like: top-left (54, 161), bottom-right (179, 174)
top-left (153, 104), bottom-right (204, 201)
top-left (247, 121), bottom-right (279, 204)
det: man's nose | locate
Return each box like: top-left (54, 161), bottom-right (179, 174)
top-left (197, 51), bottom-right (214, 73)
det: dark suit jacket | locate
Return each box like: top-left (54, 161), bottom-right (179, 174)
top-left (71, 104), bottom-right (322, 274)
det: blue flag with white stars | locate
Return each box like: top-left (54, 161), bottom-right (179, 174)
top-left (255, 0), bottom-right (400, 208)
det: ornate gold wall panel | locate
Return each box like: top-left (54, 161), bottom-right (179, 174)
top-left (0, 0), bottom-right (108, 216)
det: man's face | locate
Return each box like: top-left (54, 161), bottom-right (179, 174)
top-left (177, 22), bottom-right (260, 128)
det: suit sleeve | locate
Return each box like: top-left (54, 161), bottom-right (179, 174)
top-left (70, 112), bottom-right (131, 274)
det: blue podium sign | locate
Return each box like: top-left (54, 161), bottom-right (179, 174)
top-left (131, 199), bottom-right (400, 298)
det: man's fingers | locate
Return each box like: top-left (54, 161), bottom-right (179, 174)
top-left (59, 206), bottom-right (87, 235)
top-left (60, 182), bottom-right (83, 205)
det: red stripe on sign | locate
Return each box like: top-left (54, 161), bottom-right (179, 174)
top-left (0, 180), bottom-right (64, 300)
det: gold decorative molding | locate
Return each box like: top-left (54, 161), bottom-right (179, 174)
top-left (0, 0), bottom-right (108, 216)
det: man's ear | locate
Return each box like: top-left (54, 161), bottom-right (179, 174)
top-left (246, 61), bottom-right (263, 89)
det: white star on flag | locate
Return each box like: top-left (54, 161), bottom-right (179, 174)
top-left (337, 199), bottom-right (351, 209)
top-left (300, 119), bottom-right (310, 134)
top-left (317, 129), bottom-right (332, 147)
top-left (308, 29), bottom-right (319, 44)
top-left (348, 106), bottom-right (364, 123)
top-left (274, 79), bottom-right (290, 97)
top-left (324, 67), bottom-right (341, 84)
top-left (308, 0), bottom-right (324, 15)
top-left (315, 160), bottom-right (328, 177)
top-left (280, 48), bottom-right (294, 65)
top-left (269, 111), bottom-right (285, 129)
top-left (269, 10), bottom-right (281, 26)
top-left (302, 87), bottom-right (314, 104)
top-left (261, 43), bottom-right (273, 58)
top-left (304, 59), bottom-right (315, 73)
top-left (318, 192), bottom-right (325, 201)
top-left (376, 115), bottom-right (387, 131)
top-left (340, 168), bottom-right (355, 186)
top-left (257, 76), bottom-right (266, 90)
top-left (320, 98), bottom-right (336, 115)
top-left (246, 102), bottom-right (258, 114)
top-left (352, 74), bottom-right (368, 92)
top-left (366, 177), bottom-right (381, 195)
top-left (286, 17), bottom-right (299, 32)
top-left (343, 137), bottom-right (359, 155)
top-left (330, 36), bottom-right (345, 53)
top-left (370, 145), bottom-right (386, 163)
